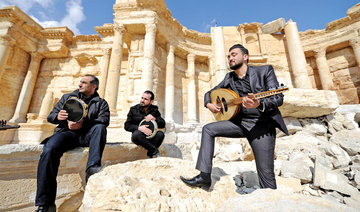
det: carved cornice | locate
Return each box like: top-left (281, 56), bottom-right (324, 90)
top-left (75, 35), bottom-right (102, 42)
top-left (113, 0), bottom-right (211, 44)
top-left (95, 24), bottom-right (115, 38)
top-left (237, 22), bottom-right (263, 32)
top-left (41, 27), bottom-right (74, 41)
top-left (183, 29), bottom-right (211, 44)
top-left (0, 6), bottom-right (43, 30)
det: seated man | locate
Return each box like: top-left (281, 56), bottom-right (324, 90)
top-left (35, 74), bottom-right (110, 212)
top-left (125, 90), bottom-right (166, 158)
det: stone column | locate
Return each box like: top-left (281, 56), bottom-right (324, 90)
top-left (98, 48), bottom-right (111, 98)
top-left (105, 23), bottom-right (125, 114)
top-left (212, 27), bottom-right (228, 84)
top-left (315, 48), bottom-right (334, 90)
top-left (239, 26), bottom-right (246, 46)
top-left (165, 43), bottom-right (175, 123)
top-left (284, 20), bottom-right (312, 89)
top-left (9, 52), bottom-right (44, 123)
top-left (257, 27), bottom-right (266, 55)
top-left (0, 39), bottom-right (14, 81)
top-left (350, 39), bottom-right (360, 67)
top-left (187, 53), bottom-right (197, 123)
top-left (38, 90), bottom-right (54, 120)
top-left (141, 23), bottom-right (157, 92)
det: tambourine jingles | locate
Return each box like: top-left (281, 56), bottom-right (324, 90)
top-left (62, 97), bottom-right (88, 122)
top-left (139, 119), bottom-right (165, 139)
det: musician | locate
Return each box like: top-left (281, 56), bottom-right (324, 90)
top-left (124, 90), bottom-right (166, 158)
top-left (180, 44), bottom-right (288, 190)
top-left (35, 74), bottom-right (110, 212)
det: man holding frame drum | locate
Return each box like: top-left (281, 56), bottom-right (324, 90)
top-left (125, 90), bottom-right (166, 158)
top-left (35, 74), bottom-right (110, 212)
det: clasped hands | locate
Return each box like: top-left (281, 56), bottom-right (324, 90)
top-left (138, 114), bottom-right (156, 136)
top-left (207, 94), bottom-right (260, 113)
top-left (57, 110), bottom-right (82, 130)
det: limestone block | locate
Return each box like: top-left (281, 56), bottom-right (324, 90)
top-left (330, 130), bottom-right (360, 156)
top-left (326, 113), bottom-right (345, 133)
top-left (336, 104), bottom-right (360, 128)
top-left (280, 88), bottom-right (339, 118)
top-left (300, 119), bottom-right (327, 136)
top-left (80, 158), bottom-right (238, 211)
top-left (283, 117), bottom-right (303, 135)
top-left (344, 197), bottom-right (360, 210)
top-left (217, 189), bottom-right (356, 212)
top-left (313, 157), bottom-right (359, 197)
top-left (262, 18), bottom-right (285, 34)
top-left (276, 132), bottom-right (322, 160)
top-left (106, 127), bottom-right (132, 143)
top-left (346, 2), bottom-right (360, 19)
top-left (12, 122), bottom-right (55, 144)
top-left (321, 143), bottom-right (351, 168)
top-left (276, 176), bottom-right (303, 193)
top-left (280, 158), bottom-right (313, 183)
top-left (0, 129), bottom-right (16, 145)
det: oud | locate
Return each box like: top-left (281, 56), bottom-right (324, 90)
top-left (210, 86), bottom-right (289, 121)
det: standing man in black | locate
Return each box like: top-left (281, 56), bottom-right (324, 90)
top-left (125, 90), bottom-right (166, 158)
top-left (35, 74), bottom-right (110, 212)
top-left (180, 44), bottom-right (288, 190)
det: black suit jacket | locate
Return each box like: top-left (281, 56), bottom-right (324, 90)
top-left (204, 65), bottom-right (288, 135)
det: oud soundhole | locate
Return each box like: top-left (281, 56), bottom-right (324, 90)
top-left (221, 97), bottom-right (228, 112)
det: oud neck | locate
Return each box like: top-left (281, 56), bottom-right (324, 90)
top-left (231, 87), bottom-right (288, 105)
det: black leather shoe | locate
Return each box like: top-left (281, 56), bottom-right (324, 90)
top-left (180, 174), bottom-right (211, 190)
top-left (146, 149), bottom-right (160, 159)
top-left (86, 161), bottom-right (110, 183)
top-left (35, 204), bottom-right (56, 212)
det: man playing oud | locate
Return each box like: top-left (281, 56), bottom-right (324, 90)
top-left (180, 44), bottom-right (288, 190)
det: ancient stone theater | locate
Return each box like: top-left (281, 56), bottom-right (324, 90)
top-left (1, 0), bottom-right (360, 211)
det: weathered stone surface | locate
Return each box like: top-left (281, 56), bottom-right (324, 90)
top-left (329, 130), bottom-right (360, 156)
top-left (280, 158), bottom-right (313, 183)
top-left (217, 189), bottom-right (356, 212)
top-left (321, 143), bottom-right (351, 168)
top-left (313, 157), bottom-right (359, 197)
top-left (300, 119), bottom-right (327, 136)
top-left (262, 18), bottom-right (285, 34)
top-left (283, 117), bottom-right (302, 135)
top-left (80, 158), bottom-right (238, 211)
top-left (280, 88), bottom-right (339, 118)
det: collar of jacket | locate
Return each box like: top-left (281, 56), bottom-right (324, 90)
top-left (69, 89), bottom-right (101, 103)
top-left (135, 103), bottom-right (157, 112)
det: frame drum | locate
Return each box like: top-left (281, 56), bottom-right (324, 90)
top-left (139, 119), bottom-right (158, 139)
top-left (62, 97), bottom-right (88, 122)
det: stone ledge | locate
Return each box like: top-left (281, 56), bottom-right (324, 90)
top-left (280, 88), bottom-right (339, 118)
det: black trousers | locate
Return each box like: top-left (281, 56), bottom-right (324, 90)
top-left (195, 120), bottom-right (277, 189)
top-left (131, 130), bottom-right (164, 156)
top-left (35, 124), bottom-right (107, 206)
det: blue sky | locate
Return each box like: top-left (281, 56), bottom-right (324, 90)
top-left (0, 0), bottom-right (358, 35)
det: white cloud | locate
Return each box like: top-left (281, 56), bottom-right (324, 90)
top-left (0, 0), bottom-right (53, 12)
top-left (60, 0), bottom-right (86, 35)
top-left (204, 19), bottom-right (218, 33)
top-left (1, 0), bottom-right (85, 35)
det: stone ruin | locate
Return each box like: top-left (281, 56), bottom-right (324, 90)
top-left (0, 0), bottom-right (360, 211)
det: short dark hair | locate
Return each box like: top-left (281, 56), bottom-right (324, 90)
top-left (229, 44), bottom-right (249, 62)
top-left (85, 74), bottom-right (99, 91)
top-left (144, 90), bottom-right (154, 100)
top-left (229, 44), bottom-right (249, 55)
